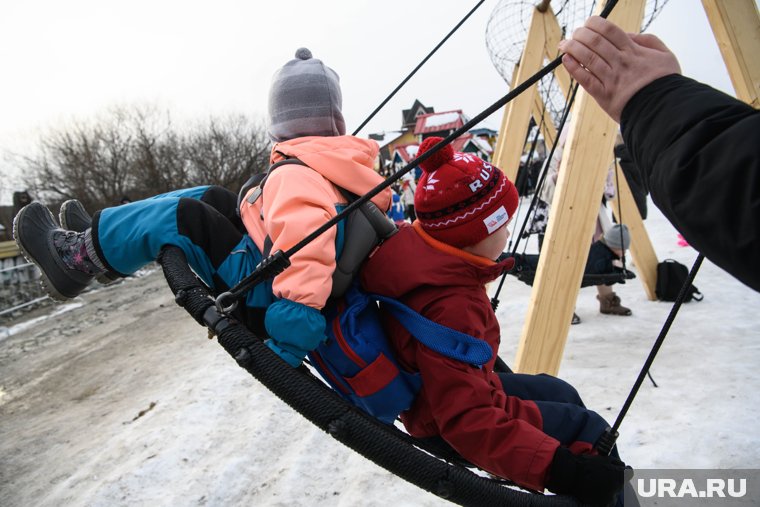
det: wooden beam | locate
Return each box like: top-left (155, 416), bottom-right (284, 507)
top-left (532, 90), bottom-right (557, 148)
top-left (536, 0), bottom-right (552, 13)
top-left (541, 6), bottom-right (573, 96)
top-left (493, 6), bottom-right (555, 182)
top-left (492, 63), bottom-right (521, 172)
top-left (541, 3), bottom-right (659, 301)
top-left (702, 0), bottom-right (760, 107)
top-left (514, 0), bottom-right (647, 376)
top-left (0, 241), bottom-right (20, 260)
top-left (609, 165), bottom-right (658, 300)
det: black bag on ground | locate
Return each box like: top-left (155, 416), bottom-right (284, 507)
top-left (655, 259), bottom-right (704, 302)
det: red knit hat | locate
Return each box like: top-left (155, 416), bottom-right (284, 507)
top-left (414, 136), bottom-right (518, 248)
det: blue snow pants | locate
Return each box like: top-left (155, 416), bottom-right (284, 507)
top-left (497, 372), bottom-right (617, 455)
top-left (90, 186), bottom-right (273, 310)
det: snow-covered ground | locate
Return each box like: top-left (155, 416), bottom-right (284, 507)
top-left (1, 199), bottom-right (759, 507)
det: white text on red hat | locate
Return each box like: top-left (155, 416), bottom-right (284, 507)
top-left (468, 162), bottom-right (495, 193)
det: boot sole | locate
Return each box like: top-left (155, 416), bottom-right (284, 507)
top-left (13, 204), bottom-right (91, 302)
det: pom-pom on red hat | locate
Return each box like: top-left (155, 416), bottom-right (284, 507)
top-left (414, 136), bottom-right (518, 248)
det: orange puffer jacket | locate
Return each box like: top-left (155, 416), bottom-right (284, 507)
top-left (240, 135), bottom-right (390, 311)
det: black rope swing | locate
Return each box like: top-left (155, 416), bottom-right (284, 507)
top-left (158, 0), bottom-right (703, 503)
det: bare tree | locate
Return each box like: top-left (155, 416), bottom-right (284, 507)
top-left (184, 114), bottom-right (271, 190)
top-left (23, 107), bottom-right (138, 210)
top-left (19, 107), bottom-right (271, 211)
top-left (129, 107), bottom-right (190, 199)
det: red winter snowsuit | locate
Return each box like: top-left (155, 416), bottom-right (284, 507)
top-left (361, 222), bottom-right (609, 491)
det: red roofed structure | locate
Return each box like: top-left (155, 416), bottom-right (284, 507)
top-left (391, 143), bottom-right (420, 172)
top-left (368, 101), bottom-right (497, 175)
top-left (413, 110), bottom-right (467, 138)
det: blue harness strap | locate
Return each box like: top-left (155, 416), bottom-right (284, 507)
top-left (371, 294), bottom-right (493, 366)
top-left (311, 285), bottom-right (494, 423)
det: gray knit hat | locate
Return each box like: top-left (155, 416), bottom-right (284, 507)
top-left (267, 48), bottom-right (346, 142)
top-left (603, 224), bottom-right (631, 250)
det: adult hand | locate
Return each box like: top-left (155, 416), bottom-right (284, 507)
top-left (558, 16), bottom-right (681, 122)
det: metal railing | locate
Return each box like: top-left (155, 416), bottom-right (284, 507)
top-left (0, 256), bottom-right (49, 319)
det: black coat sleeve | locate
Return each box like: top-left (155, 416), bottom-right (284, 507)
top-left (621, 74), bottom-right (760, 292)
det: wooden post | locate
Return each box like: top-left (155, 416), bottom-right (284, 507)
top-left (548, 0), bottom-right (659, 301)
top-left (541, 7), bottom-right (572, 96)
top-left (702, 0), bottom-right (760, 107)
top-left (492, 64), bottom-right (521, 173)
top-left (514, 0), bottom-right (646, 375)
top-left (493, 6), bottom-right (558, 182)
top-left (529, 5), bottom-right (562, 147)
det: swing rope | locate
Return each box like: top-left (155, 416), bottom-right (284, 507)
top-left (484, 0), bottom-right (701, 456)
top-left (352, 0), bottom-right (486, 136)
top-left (506, 84), bottom-right (551, 254)
top-left (490, 81), bottom-right (580, 310)
top-left (612, 155), bottom-right (628, 271)
top-left (217, 67), bottom-right (576, 312)
top-left (596, 254), bottom-right (705, 454)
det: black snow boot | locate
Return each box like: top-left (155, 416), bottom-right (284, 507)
top-left (59, 199), bottom-right (93, 234)
top-left (59, 199), bottom-right (119, 285)
top-left (13, 202), bottom-right (104, 301)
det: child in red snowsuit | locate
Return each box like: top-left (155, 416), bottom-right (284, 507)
top-left (361, 137), bottom-right (627, 506)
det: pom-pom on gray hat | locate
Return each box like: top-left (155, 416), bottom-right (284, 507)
top-left (267, 47), bottom-right (346, 142)
top-left (603, 224), bottom-right (631, 250)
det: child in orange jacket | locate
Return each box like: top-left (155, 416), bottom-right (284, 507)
top-left (14, 48), bottom-right (390, 367)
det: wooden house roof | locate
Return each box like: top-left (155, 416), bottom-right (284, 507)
top-left (413, 110), bottom-right (466, 135)
top-left (392, 143), bottom-right (420, 163)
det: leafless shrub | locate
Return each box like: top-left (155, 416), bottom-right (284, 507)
top-left (20, 106), bottom-right (271, 211)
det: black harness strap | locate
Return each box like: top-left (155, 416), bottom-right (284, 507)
top-left (236, 156), bottom-right (304, 219)
top-left (236, 157), bottom-right (397, 299)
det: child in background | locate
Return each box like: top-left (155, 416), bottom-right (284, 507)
top-left (591, 224), bottom-right (633, 316)
top-left (512, 223), bottom-right (633, 315)
top-left (400, 176), bottom-right (416, 221)
top-left (386, 186), bottom-right (406, 224)
top-left (361, 137), bottom-right (626, 506)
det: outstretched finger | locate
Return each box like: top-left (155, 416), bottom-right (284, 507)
top-left (585, 16), bottom-right (634, 51)
top-left (567, 26), bottom-right (618, 76)
top-left (561, 53), bottom-right (604, 97)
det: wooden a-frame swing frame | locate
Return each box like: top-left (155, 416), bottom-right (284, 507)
top-left (493, 0), bottom-right (760, 376)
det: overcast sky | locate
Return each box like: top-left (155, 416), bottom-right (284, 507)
top-left (0, 0), bottom-right (736, 201)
